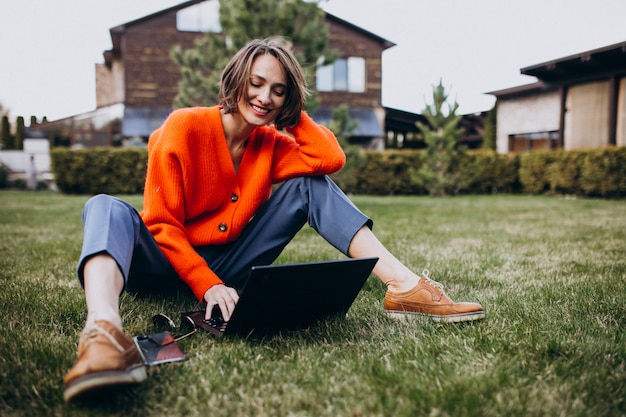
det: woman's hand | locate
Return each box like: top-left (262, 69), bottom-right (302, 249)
top-left (203, 284), bottom-right (240, 322)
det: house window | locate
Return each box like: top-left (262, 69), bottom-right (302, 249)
top-left (176, 1), bottom-right (221, 32)
top-left (316, 57), bottom-right (365, 93)
top-left (509, 131), bottom-right (559, 152)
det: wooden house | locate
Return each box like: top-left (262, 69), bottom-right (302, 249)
top-left (488, 41), bottom-right (626, 153)
top-left (36, 0), bottom-right (395, 149)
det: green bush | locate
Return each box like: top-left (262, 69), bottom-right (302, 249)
top-left (580, 147), bottom-right (626, 198)
top-left (48, 146), bottom-right (625, 198)
top-left (516, 147), bottom-right (625, 198)
top-left (519, 151), bottom-right (557, 194)
top-left (0, 164), bottom-right (7, 188)
top-left (466, 150), bottom-right (520, 194)
top-left (353, 150), bottom-right (424, 195)
top-left (350, 150), bottom-right (519, 196)
top-left (51, 148), bottom-right (148, 195)
top-left (330, 145), bottom-right (366, 194)
top-left (355, 150), bottom-right (520, 195)
top-left (547, 150), bottom-right (587, 195)
top-left (8, 178), bottom-right (26, 189)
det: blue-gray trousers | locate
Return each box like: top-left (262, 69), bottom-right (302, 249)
top-left (78, 176), bottom-right (372, 296)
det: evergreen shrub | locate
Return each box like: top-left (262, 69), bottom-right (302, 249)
top-left (8, 178), bottom-right (26, 189)
top-left (547, 150), bottom-right (587, 195)
top-left (48, 146), bottom-right (624, 198)
top-left (514, 147), bottom-right (625, 197)
top-left (580, 147), bottom-right (626, 198)
top-left (351, 150), bottom-right (520, 196)
top-left (519, 151), bottom-right (557, 194)
top-left (51, 148), bottom-right (148, 195)
top-left (353, 150), bottom-right (424, 195)
top-left (466, 150), bottom-right (520, 194)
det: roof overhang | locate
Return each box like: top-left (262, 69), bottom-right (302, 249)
top-left (521, 40), bottom-right (626, 84)
top-left (383, 107), bottom-right (427, 132)
top-left (312, 107), bottom-right (384, 137)
top-left (486, 81), bottom-right (559, 98)
top-left (324, 13), bottom-right (396, 50)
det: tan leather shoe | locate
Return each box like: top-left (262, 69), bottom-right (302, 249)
top-left (63, 320), bottom-right (146, 402)
top-left (384, 270), bottom-right (485, 323)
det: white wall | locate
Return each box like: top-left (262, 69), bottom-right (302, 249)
top-left (0, 139), bottom-right (51, 181)
top-left (496, 91), bottom-right (561, 153)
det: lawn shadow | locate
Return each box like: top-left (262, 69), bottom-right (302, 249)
top-left (67, 383), bottom-right (151, 413)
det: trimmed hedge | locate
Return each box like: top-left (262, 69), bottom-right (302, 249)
top-left (352, 150), bottom-right (424, 195)
top-left (519, 151), bottom-right (557, 194)
top-left (579, 147), bottom-right (626, 197)
top-left (547, 150), bottom-right (587, 195)
top-left (466, 151), bottom-right (520, 194)
top-left (50, 146), bottom-right (625, 198)
top-left (51, 148), bottom-right (147, 195)
top-left (518, 147), bottom-right (626, 197)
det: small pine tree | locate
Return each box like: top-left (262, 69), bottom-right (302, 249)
top-left (15, 116), bottom-right (25, 150)
top-left (1, 115), bottom-right (11, 150)
top-left (411, 80), bottom-right (481, 196)
top-left (482, 104), bottom-right (497, 151)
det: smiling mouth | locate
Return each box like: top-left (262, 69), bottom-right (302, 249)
top-left (251, 104), bottom-right (270, 115)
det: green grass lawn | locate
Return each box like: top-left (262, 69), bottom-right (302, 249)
top-left (0, 190), bottom-right (624, 417)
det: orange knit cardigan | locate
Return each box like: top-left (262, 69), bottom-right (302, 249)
top-left (140, 106), bottom-right (346, 300)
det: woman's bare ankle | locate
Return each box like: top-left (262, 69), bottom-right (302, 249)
top-left (85, 312), bottom-right (123, 331)
top-left (386, 274), bottom-right (419, 293)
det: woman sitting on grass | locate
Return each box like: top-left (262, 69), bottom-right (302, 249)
top-left (63, 37), bottom-right (484, 402)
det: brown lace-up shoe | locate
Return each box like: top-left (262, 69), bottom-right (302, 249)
top-left (63, 320), bottom-right (146, 402)
top-left (384, 270), bottom-right (485, 323)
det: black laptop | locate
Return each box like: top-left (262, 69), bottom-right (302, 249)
top-left (182, 257), bottom-right (378, 337)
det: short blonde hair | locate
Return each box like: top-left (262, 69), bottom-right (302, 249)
top-left (218, 38), bottom-right (308, 129)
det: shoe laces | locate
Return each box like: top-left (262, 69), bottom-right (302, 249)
top-left (421, 269), bottom-right (444, 291)
top-left (81, 322), bottom-right (125, 353)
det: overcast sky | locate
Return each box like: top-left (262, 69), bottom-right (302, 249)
top-left (1, 0), bottom-right (625, 122)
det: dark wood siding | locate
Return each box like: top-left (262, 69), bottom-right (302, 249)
top-left (117, 9), bottom-right (387, 112)
top-left (123, 12), bottom-right (201, 108)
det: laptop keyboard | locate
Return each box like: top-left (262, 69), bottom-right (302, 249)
top-left (181, 308), bottom-right (228, 336)
top-left (203, 305), bottom-right (227, 333)
top-left (203, 315), bottom-right (227, 333)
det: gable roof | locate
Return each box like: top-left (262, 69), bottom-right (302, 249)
top-left (104, 0), bottom-right (395, 64)
top-left (324, 13), bottom-right (395, 50)
top-left (110, 0), bottom-right (203, 32)
top-left (105, 0), bottom-right (203, 65)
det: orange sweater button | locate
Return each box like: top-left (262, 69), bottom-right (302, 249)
top-left (218, 223), bottom-right (227, 232)
top-left (230, 193), bottom-right (238, 202)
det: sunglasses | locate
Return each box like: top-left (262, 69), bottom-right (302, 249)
top-left (151, 313), bottom-right (199, 341)
top-left (132, 313), bottom-right (200, 366)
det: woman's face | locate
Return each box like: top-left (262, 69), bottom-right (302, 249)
top-left (237, 54), bottom-right (287, 127)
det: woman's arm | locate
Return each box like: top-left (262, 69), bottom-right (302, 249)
top-left (141, 109), bottom-right (225, 301)
top-left (270, 111), bottom-right (346, 181)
